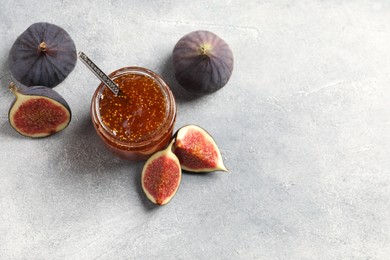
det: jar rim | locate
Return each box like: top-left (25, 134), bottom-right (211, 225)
top-left (92, 66), bottom-right (176, 149)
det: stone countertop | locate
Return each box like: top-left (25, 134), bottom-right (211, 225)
top-left (0, 1), bottom-right (389, 259)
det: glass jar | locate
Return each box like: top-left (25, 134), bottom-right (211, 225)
top-left (91, 67), bottom-right (176, 160)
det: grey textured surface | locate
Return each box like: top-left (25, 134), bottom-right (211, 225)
top-left (1, 1), bottom-right (390, 259)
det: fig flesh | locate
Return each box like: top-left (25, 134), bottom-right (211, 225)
top-left (8, 82), bottom-right (71, 138)
top-left (8, 22), bottom-right (77, 88)
top-left (172, 30), bottom-right (234, 94)
top-left (141, 140), bottom-right (182, 205)
top-left (173, 125), bottom-right (228, 172)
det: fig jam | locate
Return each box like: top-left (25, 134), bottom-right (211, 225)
top-left (99, 74), bottom-right (167, 142)
top-left (91, 67), bottom-right (176, 160)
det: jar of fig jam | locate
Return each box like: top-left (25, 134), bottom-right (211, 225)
top-left (91, 67), bottom-right (176, 160)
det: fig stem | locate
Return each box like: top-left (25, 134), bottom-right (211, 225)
top-left (167, 138), bottom-right (176, 151)
top-left (199, 44), bottom-right (211, 55)
top-left (39, 42), bottom-right (47, 51)
top-left (8, 82), bottom-right (18, 95)
top-left (199, 46), bottom-right (207, 55)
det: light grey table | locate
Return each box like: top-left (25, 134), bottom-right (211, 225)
top-left (1, 1), bottom-right (389, 259)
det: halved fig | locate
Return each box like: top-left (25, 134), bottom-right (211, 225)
top-left (173, 125), bottom-right (228, 172)
top-left (8, 82), bottom-right (71, 138)
top-left (141, 140), bottom-right (182, 205)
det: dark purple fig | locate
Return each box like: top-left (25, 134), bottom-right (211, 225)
top-left (8, 22), bottom-right (77, 88)
top-left (8, 82), bottom-right (71, 138)
top-left (172, 30), bottom-right (233, 94)
top-left (142, 140), bottom-right (181, 205)
top-left (173, 125), bottom-right (228, 172)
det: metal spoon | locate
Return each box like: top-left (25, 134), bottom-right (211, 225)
top-left (78, 51), bottom-right (121, 96)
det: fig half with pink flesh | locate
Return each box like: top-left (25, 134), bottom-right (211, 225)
top-left (141, 140), bottom-right (182, 205)
top-left (8, 82), bottom-right (71, 138)
top-left (173, 125), bottom-right (228, 172)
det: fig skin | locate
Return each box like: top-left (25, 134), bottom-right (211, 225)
top-left (8, 22), bottom-right (77, 88)
top-left (173, 125), bottom-right (228, 173)
top-left (8, 82), bottom-right (71, 138)
top-left (172, 30), bottom-right (234, 94)
top-left (141, 140), bottom-right (182, 205)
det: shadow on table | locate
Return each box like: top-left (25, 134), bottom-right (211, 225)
top-left (51, 114), bottom-right (160, 211)
top-left (0, 120), bottom-right (27, 139)
top-left (0, 58), bottom-right (12, 92)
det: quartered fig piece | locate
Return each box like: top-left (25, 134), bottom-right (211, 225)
top-left (141, 140), bottom-right (182, 205)
top-left (173, 125), bottom-right (228, 172)
top-left (8, 22), bottom-right (77, 88)
top-left (172, 30), bottom-right (234, 94)
top-left (8, 82), bottom-right (71, 138)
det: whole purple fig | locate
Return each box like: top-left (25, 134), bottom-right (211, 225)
top-left (172, 30), bottom-right (233, 94)
top-left (8, 22), bottom-right (77, 88)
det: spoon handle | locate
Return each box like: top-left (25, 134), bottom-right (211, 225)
top-left (78, 51), bottom-right (120, 96)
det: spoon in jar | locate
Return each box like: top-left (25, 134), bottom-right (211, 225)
top-left (78, 51), bottom-right (121, 96)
